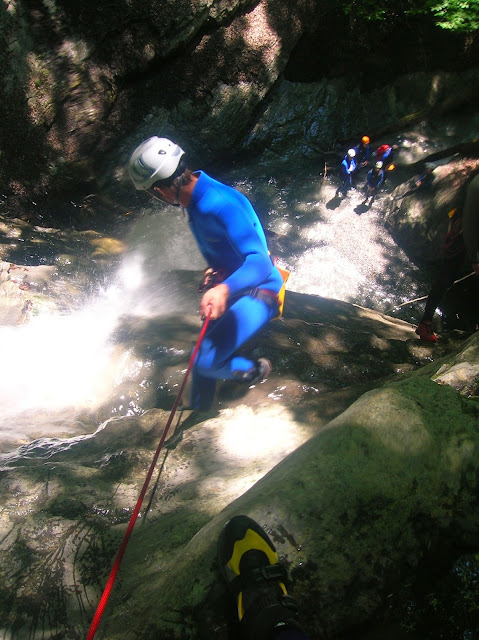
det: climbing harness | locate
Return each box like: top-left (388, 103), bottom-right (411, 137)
top-left (198, 267), bottom-right (227, 293)
top-left (198, 258), bottom-right (290, 320)
top-left (85, 313), bottom-right (211, 640)
top-left (273, 262), bottom-right (290, 319)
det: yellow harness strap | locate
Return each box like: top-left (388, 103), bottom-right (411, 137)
top-left (274, 264), bottom-right (290, 319)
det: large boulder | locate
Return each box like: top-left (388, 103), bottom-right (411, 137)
top-left (3, 0), bottom-right (479, 213)
top-left (100, 335), bottom-right (479, 640)
top-left (384, 154), bottom-right (479, 264)
top-left (243, 69), bottom-right (479, 167)
top-left (0, 286), bottom-right (477, 638)
top-left (0, 0), bottom-right (318, 199)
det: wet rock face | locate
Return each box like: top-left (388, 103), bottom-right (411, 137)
top-left (3, 0), bottom-right (479, 208)
top-left (385, 156), bottom-right (479, 264)
top-left (1, 0), bottom-right (317, 197)
top-left (0, 272), bottom-right (478, 638)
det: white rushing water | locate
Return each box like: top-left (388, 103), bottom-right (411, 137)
top-left (0, 257), bottom-right (140, 449)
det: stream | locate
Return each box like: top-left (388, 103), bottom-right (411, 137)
top-left (0, 122), bottom-right (467, 457)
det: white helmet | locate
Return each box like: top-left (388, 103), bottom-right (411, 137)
top-left (375, 161), bottom-right (383, 169)
top-left (128, 137), bottom-right (185, 190)
top-left (347, 148), bottom-right (356, 157)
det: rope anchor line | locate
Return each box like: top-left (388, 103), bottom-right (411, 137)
top-left (385, 271), bottom-right (475, 314)
top-left (85, 314), bottom-right (211, 640)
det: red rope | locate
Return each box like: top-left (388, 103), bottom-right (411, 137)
top-left (86, 314), bottom-right (211, 640)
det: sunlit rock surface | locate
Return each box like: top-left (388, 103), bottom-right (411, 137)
top-left (2, 0), bottom-right (317, 196)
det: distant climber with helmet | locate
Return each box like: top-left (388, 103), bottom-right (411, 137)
top-left (128, 136), bottom-right (286, 411)
top-left (354, 135), bottom-right (371, 169)
top-left (363, 161), bottom-right (385, 207)
top-left (415, 173), bottom-right (479, 342)
top-left (376, 143), bottom-right (398, 170)
top-left (337, 148), bottom-right (356, 197)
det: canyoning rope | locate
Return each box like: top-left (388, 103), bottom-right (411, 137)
top-left (85, 313), bottom-right (211, 640)
top-left (385, 271), bottom-right (475, 314)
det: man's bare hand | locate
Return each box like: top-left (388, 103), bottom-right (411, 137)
top-left (472, 262), bottom-right (479, 275)
top-left (200, 284), bottom-right (229, 320)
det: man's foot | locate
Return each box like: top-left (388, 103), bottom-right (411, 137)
top-left (248, 358), bottom-right (272, 386)
top-left (415, 321), bottom-right (438, 343)
top-left (217, 515), bottom-right (301, 639)
top-left (232, 359), bottom-right (272, 386)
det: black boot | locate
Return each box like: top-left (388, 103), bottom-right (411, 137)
top-left (217, 515), bottom-right (303, 639)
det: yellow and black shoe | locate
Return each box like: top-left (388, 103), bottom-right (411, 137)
top-left (217, 514), bottom-right (301, 639)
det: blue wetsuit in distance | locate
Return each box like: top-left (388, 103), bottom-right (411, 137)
top-left (339, 155), bottom-right (356, 195)
top-left (354, 142), bottom-right (370, 166)
top-left (187, 171), bottom-right (283, 410)
top-left (367, 167), bottom-right (384, 190)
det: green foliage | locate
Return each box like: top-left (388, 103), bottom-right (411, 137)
top-left (343, 0), bottom-right (479, 32)
top-left (343, 0), bottom-right (394, 22)
top-left (388, 553), bottom-right (479, 639)
top-left (428, 0), bottom-right (479, 31)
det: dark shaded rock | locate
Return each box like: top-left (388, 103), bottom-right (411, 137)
top-left (385, 156), bottom-right (479, 265)
top-left (2, 0), bottom-right (479, 216)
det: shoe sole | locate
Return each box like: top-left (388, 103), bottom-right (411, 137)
top-left (217, 515), bottom-right (278, 587)
top-left (249, 358), bottom-right (272, 386)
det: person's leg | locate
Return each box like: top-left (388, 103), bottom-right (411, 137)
top-left (362, 184), bottom-right (370, 204)
top-left (417, 254), bottom-right (465, 342)
top-left (189, 372), bottom-right (218, 411)
top-left (338, 166), bottom-right (347, 196)
top-left (344, 173), bottom-right (352, 194)
top-left (421, 258), bottom-right (462, 323)
top-left (189, 295), bottom-right (276, 409)
top-left (196, 295), bottom-right (275, 378)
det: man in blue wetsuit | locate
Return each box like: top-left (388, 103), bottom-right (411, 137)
top-left (128, 136), bottom-right (284, 410)
top-left (336, 148), bottom-right (356, 197)
top-left (363, 161), bottom-right (384, 207)
top-left (354, 135), bottom-right (371, 170)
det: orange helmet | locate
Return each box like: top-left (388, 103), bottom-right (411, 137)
top-left (362, 135), bottom-right (370, 145)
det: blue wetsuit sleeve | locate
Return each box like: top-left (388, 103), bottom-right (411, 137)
top-left (215, 206), bottom-right (274, 296)
top-left (377, 172), bottom-right (384, 187)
